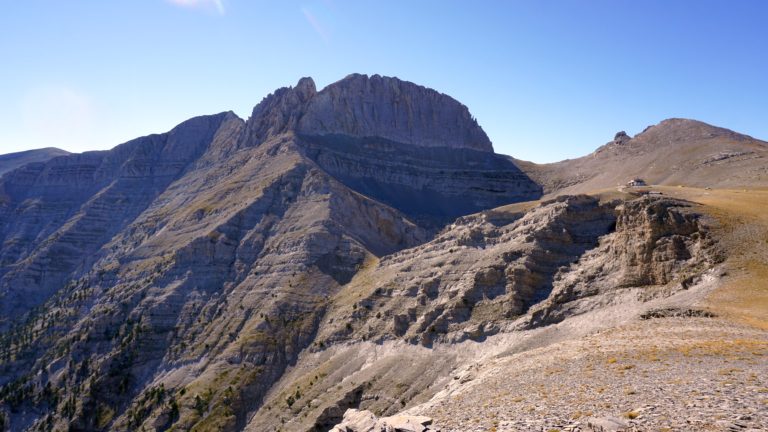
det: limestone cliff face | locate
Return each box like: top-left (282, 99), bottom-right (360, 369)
top-left (242, 75), bottom-right (541, 227)
top-left (292, 74), bottom-right (540, 226)
top-left (311, 195), bottom-right (716, 348)
top-left (0, 112), bottom-right (241, 330)
top-left (527, 196), bottom-right (718, 327)
top-left (298, 74), bottom-right (493, 152)
top-left (313, 195), bottom-right (619, 349)
top-left (298, 135), bottom-right (541, 227)
top-left (240, 74), bottom-right (494, 153)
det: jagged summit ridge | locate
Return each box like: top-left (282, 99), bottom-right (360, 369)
top-left (242, 74), bottom-right (494, 152)
top-left (298, 74), bottom-right (494, 152)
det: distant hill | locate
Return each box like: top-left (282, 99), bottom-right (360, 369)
top-left (513, 118), bottom-right (768, 195)
top-left (0, 147), bottom-right (70, 177)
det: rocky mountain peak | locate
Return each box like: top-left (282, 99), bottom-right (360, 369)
top-left (294, 76), bottom-right (317, 100)
top-left (297, 74), bottom-right (494, 151)
top-left (1, 73), bottom-right (765, 432)
top-left (239, 74), bottom-right (494, 152)
top-left (239, 77), bottom-right (317, 145)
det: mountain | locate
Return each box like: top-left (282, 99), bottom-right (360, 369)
top-left (0, 76), bottom-right (766, 432)
top-left (0, 148), bottom-right (70, 177)
top-left (0, 75), bottom-right (540, 431)
top-left (514, 118), bottom-right (768, 195)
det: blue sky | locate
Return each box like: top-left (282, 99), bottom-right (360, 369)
top-left (1, 1), bottom-right (766, 162)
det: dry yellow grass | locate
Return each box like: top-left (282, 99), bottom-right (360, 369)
top-left (492, 199), bottom-right (541, 215)
top-left (622, 410), bottom-right (640, 420)
top-left (675, 187), bottom-right (768, 330)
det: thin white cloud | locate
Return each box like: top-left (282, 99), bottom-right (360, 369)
top-left (302, 7), bottom-right (330, 44)
top-left (166, 0), bottom-right (225, 15)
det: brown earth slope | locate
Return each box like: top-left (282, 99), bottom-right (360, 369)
top-left (514, 119), bottom-right (768, 195)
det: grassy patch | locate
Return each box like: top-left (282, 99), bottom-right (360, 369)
top-left (622, 410), bottom-right (640, 419)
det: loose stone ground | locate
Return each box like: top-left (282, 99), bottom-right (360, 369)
top-left (410, 318), bottom-right (768, 431)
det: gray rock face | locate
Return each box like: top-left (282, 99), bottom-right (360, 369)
top-left (528, 196), bottom-right (719, 327)
top-left (313, 195), bottom-right (716, 348)
top-left (0, 112), bottom-right (241, 329)
top-left (240, 74), bottom-right (495, 154)
top-left (299, 134), bottom-right (541, 227)
top-left (298, 74), bottom-right (493, 152)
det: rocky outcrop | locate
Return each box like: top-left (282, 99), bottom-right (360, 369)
top-left (312, 195), bottom-right (619, 347)
top-left (240, 77), bottom-right (317, 145)
top-left (298, 74), bottom-right (493, 152)
top-left (330, 409), bottom-right (436, 432)
top-left (310, 195), bottom-right (716, 349)
top-left (612, 131), bottom-right (631, 145)
top-left (528, 196), bottom-right (719, 327)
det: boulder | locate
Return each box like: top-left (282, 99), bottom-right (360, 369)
top-left (331, 409), bottom-right (436, 432)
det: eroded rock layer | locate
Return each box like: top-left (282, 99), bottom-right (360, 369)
top-left (246, 195), bottom-right (718, 432)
